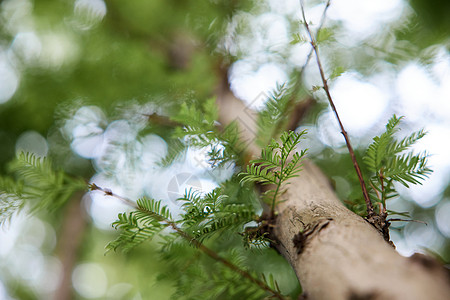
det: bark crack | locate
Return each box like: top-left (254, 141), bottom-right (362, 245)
top-left (293, 218), bottom-right (333, 255)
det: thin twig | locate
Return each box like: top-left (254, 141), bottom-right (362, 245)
top-left (299, 0), bottom-right (374, 216)
top-left (297, 0), bottom-right (331, 81)
top-left (388, 219), bottom-right (427, 225)
top-left (89, 184), bottom-right (286, 299)
top-left (282, 0), bottom-right (332, 132)
top-left (89, 183), bottom-right (138, 209)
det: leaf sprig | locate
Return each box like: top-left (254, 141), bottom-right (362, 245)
top-left (169, 97), bottom-right (244, 168)
top-left (240, 130), bottom-right (307, 215)
top-left (178, 188), bottom-right (257, 243)
top-left (0, 152), bottom-right (86, 225)
top-left (100, 185), bottom-right (287, 299)
top-left (363, 115), bottom-right (432, 212)
top-left (106, 197), bottom-right (172, 253)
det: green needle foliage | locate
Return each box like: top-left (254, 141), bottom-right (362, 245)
top-left (104, 129), bottom-right (309, 298)
top-left (105, 185), bottom-right (287, 299)
top-left (106, 198), bottom-right (172, 253)
top-left (240, 130), bottom-right (307, 214)
top-left (107, 186), bottom-right (259, 252)
top-left (256, 83), bottom-right (292, 147)
top-left (169, 97), bottom-right (243, 167)
top-left (363, 115), bottom-right (432, 209)
top-left (179, 188), bottom-right (257, 243)
top-left (0, 152), bottom-right (85, 224)
top-left (160, 246), bottom-right (269, 300)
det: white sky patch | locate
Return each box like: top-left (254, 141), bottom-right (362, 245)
top-left (73, 0), bottom-right (107, 31)
top-left (396, 63), bottom-right (438, 122)
top-left (396, 172), bottom-right (447, 208)
top-left (267, 0), bottom-right (299, 16)
top-left (87, 133), bottom-right (168, 230)
top-left (1, 0), bottom-right (35, 34)
top-left (316, 110), bottom-right (344, 148)
top-left (87, 177), bottom-right (131, 230)
top-left (71, 125), bottom-right (105, 159)
top-left (15, 131), bottom-right (49, 157)
top-left (72, 263), bottom-right (108, 299)
top-left (0, 281), bottom-right (8, 300)
top-left (329, 72), bottom-right (389, 135)
top-left (103, 120), bottom-right (137, 144)
top-left (435, 200), bottom-right (450, 238)
top-left (414, 124), bottom-right (450, 174)
top-left (328, 0), bottom-right (404, 38)
top-left (11, 31), bottom-right (42, 64)
top-left (33, 256), bottom-right (62, 294)
top-left (10, 245), bottom-right (44, 282)
top-left (74, 0), bottom-right (107, 21)
top-left (250, 13), bottom-right (289, 53)
top-left (0, 213), bottom-right (28, 257)
top-left (66, 106), bottom-right (106, 159)
top-left (288, 42), bottom-right (312, 68)
top-left (230, 62), bottom-right (288, 110)
top-left (140, 134), bottom-right (168, 166)
top-left (403, 217), bottom-right (444, 255)
top-left (429, 50), bottom-right (450, 123)
top-left (144, 165), bottom-right (196, 209)
top-left (0, 52), bottom-right (19, 104)
top-left (296, 2), bottom-right (331, 30)
top-left (390, 230), bottom-right (414, 257)
top-left (39, 32), bottom-right (79, 69)
top-left (394, 124), bottom-right (450, 207)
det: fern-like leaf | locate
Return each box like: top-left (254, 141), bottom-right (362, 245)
top-left (256, 82), bottom-right (294, 147)
top-left (0, 152), bottom-right (85, 225)
top-left (106, 211), bottom-right (165, 253)
top-left (179, 188), bottom-right (255, 242)
top-left (240, 130), bottom-right (307, 213)
top-left (137, 197), bottom-right (173, 221)
top-left (364, 115), bottom-right (432, 207)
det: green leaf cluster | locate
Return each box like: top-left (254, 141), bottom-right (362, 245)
top-left (241, 130), bottom-right (307, 212)
top-left (0, 152), bottom-right (85, 225)
top-left (106, 185), bottom-right (286, 298)
top-left (256, 83), bottom-right (293, 147)
top-left (169, 97), bottom-right (243, 167)
top-left (363, 115), bottom-right (432, 207)
top-left (160, 245), bottom-right (269, 300)
top-left (179, 188), bottom-right (256, 243)
top-left (106, 198), bottom-right (172, 253)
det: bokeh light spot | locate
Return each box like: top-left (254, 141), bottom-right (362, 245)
top-left (15, 131), bottom-right (49, 157)
top-left (72, 263), bottom-right (108, 298)
top-left (0, 54), bottom-right (19, 104)
top-left (435, 200), bottom-right (450, 238)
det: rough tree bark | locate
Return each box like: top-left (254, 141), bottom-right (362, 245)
top-left (216, 70), bottom-right (450, 300)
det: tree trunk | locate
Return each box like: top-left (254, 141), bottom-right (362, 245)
top-left (274, 160), bottom-right (450, 300)
top-left (215, 70), bottom-right (450, 300)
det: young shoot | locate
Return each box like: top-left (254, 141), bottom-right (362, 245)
top-left (363, 115), bottom-right (432, 214)
top-left (240, 130), bottom-right (307, 216)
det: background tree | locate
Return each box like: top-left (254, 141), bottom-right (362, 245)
top-left (0, 0), bottom-right (449, 299)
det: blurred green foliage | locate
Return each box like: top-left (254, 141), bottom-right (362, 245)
top-left (0, 0), bottom-right (449, 298)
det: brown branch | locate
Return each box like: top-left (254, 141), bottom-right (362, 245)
top-left (53, 191), bottom-right (88, 300)
top-left (89, 184), bottom-right (286, 299)
top-left (299, 0), bottom-right (374, 217)
top-left (285, 0), bottom-right (331, 131)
